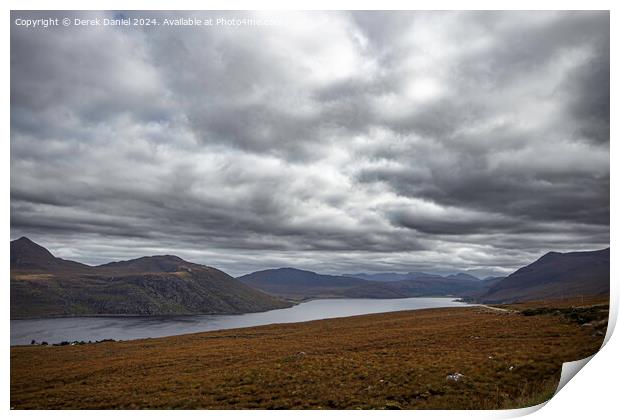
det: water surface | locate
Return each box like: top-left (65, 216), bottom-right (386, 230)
top-left (11, 297), bottom-right (470, 345)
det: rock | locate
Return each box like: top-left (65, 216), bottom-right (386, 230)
top-left (446, 373), bottom-right (465, 382)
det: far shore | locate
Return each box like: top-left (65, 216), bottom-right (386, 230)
top-left (10, 295), bottom-right (467, 321)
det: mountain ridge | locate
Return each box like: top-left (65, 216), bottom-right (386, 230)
top-left (11, 237), bottom-right (610, 315)
top-left (344, 271), bottom-right (481, 283)
top-left (478, 248), bottom-right (609, 303)
top-left (238, 267), bottom-right (489, 299)
top-left (238, 268), bottom-right (406, 299)
top-left (10, 237), bottom-right (292, 319)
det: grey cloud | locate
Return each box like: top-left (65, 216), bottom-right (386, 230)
top-left (10, 11), bottom-right (609, 277)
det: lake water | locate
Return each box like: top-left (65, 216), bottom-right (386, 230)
top-left (11, 297), bottom-right (471, 345)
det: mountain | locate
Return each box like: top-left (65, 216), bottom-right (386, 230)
top-left (344, 272), bottom-right (445, 282)
top-left (446, 273), bottom-right (480, 282)
top-left (97, 255), bottom-right (202, 274)
top-left (10, 238), bottom-right (292, 318)
top-left (344, 271), bottom-right (479, 283)
top-left (238, 268), bottom-right (406, 299)
top-left (386, 274), bottom-right (488, 297)
top-left (478, 248), bottom-right (609, 303)
top-left (11, 237), bottom-right (90, 272)
top-left (407, 272), bottom-right (445, 280)
top-left (343, 272), bottom-right (412, 282)
top-left (238, 268), bottom-right (488, 300)
top-left (480, 276), bottom-right (505, 288)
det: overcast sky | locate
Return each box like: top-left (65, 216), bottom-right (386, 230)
top-left (10, 11), bottom-right (609, 277)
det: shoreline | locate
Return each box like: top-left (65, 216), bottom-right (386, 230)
top-left (11, 297), bottom-right (471, 346)
top-left (10, 295), bottom-right (465, 321)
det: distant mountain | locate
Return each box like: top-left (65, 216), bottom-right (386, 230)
top-left (407, 272), bottom-right (444, 279)
top-left (238, 268), bottom-right (406, 299)
top-left (344, 272), bottom-right (444, 282)
top-left (446, 273), bottom-right (480, 282)
top-left (483, 276), bottom-right (505, 282)
top-left (478, 248), bottom-right (609, 303)
top-left (239, 268), bottom-right (488, 300)
top-left (343, 272), bottom-right (413, 282)
top-left (10, 238), bottom-right (292, 319)
top-left (387, 276), bottom-right (488, 297)
top-left (480, 276), bottom-right (505, 288)
top-left (344, 271), bottom-right (479, 282)
top-left (240, 247), bottom-right (610, 303)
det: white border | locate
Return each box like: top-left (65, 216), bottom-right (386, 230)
top-left (3, 1), bottom-right (617, 419)
top-left (0, 0), bottom-right (617, 11)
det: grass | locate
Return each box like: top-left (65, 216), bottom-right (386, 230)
top-left (11, 274), bottom-right (55, 281)
top-left (10, 298), bottom-right (607, 409)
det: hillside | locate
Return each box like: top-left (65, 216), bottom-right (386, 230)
top-left (96, 255), bottom-right (202, 274)
top-left (10, 238), bottom-right (292, 318)
top-left (344, 272), bottom-right (480, 282)
top-left (238, 268), bottom-right (406, 299)
top-left (479, 248), bottom-right (609, 303)
top-left (343, 272), bottom-right (422, 282)
top-left (11, 297), bottom-right (607, 409)
top-left (238, 268), bottom-right (488, 299)
top-left (387, 276), bottom-right (489, 297)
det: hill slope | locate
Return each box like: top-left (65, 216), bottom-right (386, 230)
top-left (344, 272), bottom-right (441, 282)
top-left (387, 275), bottom-right (489, 297)
top-left (10, 238), bottom-right (292, 318)
top-left (238, 268), bottom-right (406, 299)
top-left (479, 248), bottom-right (609, 303)
top-left (238, 268), bottom-right (488, 299)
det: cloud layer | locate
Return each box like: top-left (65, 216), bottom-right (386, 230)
top-left (11, 11), bottom-right (609, 277)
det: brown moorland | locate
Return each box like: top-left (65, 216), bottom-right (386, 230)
top-left (10, 297), bottom-right (607, 410)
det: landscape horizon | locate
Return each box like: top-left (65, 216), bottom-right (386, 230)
top-left (10, 236), bottom-right (610, 319)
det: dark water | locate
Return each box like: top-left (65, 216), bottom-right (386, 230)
top-left (11, 297), bottom-right (471, 345)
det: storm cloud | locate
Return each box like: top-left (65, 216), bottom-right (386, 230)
top-left (10, 11), bottom-right (609, 277)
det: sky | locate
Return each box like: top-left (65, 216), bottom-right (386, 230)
top-left (10, 11), bottom-right (609, 277)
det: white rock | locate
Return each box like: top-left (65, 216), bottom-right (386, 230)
top-left (446, 373), bottom-right (465, 382)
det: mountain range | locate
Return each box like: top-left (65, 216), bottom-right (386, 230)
top-left (10, 237), bottom-right (292, 319)
top-left (345, 272), bottom-right (481, 282)
top-left (10, 237), bottom-right (610, 318)
top-left (238, 268), bottom-right (493, 299)
top-left (239, 248), bottom-right (609, 303)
